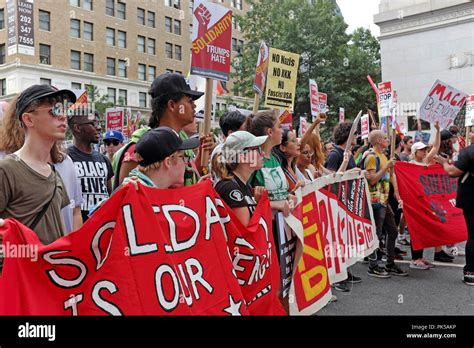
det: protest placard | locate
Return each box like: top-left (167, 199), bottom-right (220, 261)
top-left (420, 79), bottom-right (468, 129)
top-left (466, 95), bottom-right (474, 127)
top-left (254, 41), bottom-right (269, 95)
top-left (190, 0), bottom-right (233, 81)
top-left (319, 92), bottom-right (328, 113)
top-left (361, 114), bottom-right (370, 139)
top-left (106, 107), bottom-right (124, 132)
top-left (264, 48), bottom-right (300, 109)
top-left (378, 81), bottom-right (392, 119)
top-left (309, 79), bottom-right (319, 120)
top-left (339, 107), bottom-right (345, 123)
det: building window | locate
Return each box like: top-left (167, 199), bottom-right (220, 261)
top-left (40, 78), bottom-right (52, 86)
top-left (0, 79), bottom-right (5, 96)
top-left (106, 0), bottom-right (114, 16)
top-left (72, 82), bottom-right (82, 90)
top-left (165, 17), bottom-right (172, 33)
top-left (238, 40), bottom-right (244, 52)
top-left (70, 0), bottom-right (80, 7)
top-left (0, 44), bottom-right (5, 64)
top-left (147, 38), bottom-right (155, 55)
top-left (117, 1), bottom-right (126, 19)
top-left (174, 20), bottom-right (181, 35)
top-left (147, 11), bottom-right (155, 28)
top-left (137, 7), bottom-right (145, 25)
top-left (119, 89), bottom-right (127, 105)
top-left (71, 50), bottom-right (81, 70)
top-left (0, 9), bottom-right (3, 30)
top-left (174, 0), bottom-right (181, 9)
top-left (148, 66), bottom-right (156, 82)
top-left (175, 70), bottom-right (182, 75)
top-left (39, 44), bottom-right (51, 65)
top-left (165, 42), bottom-right (173, 59)
top-left (137, 35), bottom-right (145, 53)
top-left (107, 88), bottom-right (116, 104)
top-left (39, 10), bottom-right (50, 31)
top-left (107, 57), bottom-right (115, 75)
top-left (84, 21), bottom-right (93, 41)
top-left (118, 30), bottom-right (126, 48)
top-left (83, 0), bottom-right (93, 11)
top-left (139, 92), bottom-right (147, 108)
top-left (84, 53), bottom-right (94, 72)
top-left (106, 27), bottom-right (115, 46)
top-left (138, 64), bottom-right (146, 81)
top-left (70, 19), bottom-right (80, 38)
top-left (118, 59), bottom-right (127, 78)
top-left (232, 38), bottom-right (237, 51)
top-left (174, 45), bottom-right (182, 61)
top-left (166, 69), bottom-right (173, 73)
top-left (232, 0), bottom-right (242, 10)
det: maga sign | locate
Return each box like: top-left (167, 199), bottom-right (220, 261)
top-left (420, 79), bottom-right (468, 129)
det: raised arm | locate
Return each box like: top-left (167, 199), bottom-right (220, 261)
top-left (426, 121), bottom-right (440, 164)
top-left (299, 113), bottom-right (325, 151)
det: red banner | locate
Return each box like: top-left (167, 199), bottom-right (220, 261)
top-left (395, 162), bottom-right (467, 250)
top-left (191, 0), bottom-right (232, 81)
top-left (286, 172), bottom-right (378, 315)
top-left (0, 181), bottom-right (283, 315)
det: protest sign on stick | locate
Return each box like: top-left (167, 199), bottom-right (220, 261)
top-left (264, 48), bottom-right (300, 110)
top-left (309, 79), bottom-right (319, 121)
top-left (361, 114), bottom-right (370, 140)
top-left (253, 41), bottom-right (269, 113)
top-left (339, 107), bottom-right (345, 123)
top-left (190, 0), bottom-right (233, 171)
top-left (420, 79), bottom-right (468, 129)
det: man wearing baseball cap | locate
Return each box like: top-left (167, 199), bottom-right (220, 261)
top-left (126, 127), bottom-right (200, 189)
top-left (116, 73), bottom-right (213, 188)
top-left (0, 84), bottom-right (75, 245)
top-left (103, 130), bottom-right (124, 162)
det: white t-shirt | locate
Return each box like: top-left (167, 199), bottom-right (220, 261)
top-left (54, 156), bottom-right (83, 234)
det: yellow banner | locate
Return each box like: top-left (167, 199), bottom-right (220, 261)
top-left (264, 48), bottom-right (300, 110)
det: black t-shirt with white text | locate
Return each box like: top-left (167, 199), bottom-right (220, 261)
top-left (67, 145), bottom-right (113, 221)
top-left (454, 145), bottom-right (474, 210)
top-left (215, 175), bottom-right (257, 215)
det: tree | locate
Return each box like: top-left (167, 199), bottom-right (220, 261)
top-left (234, 0), bottom-right (381, 140)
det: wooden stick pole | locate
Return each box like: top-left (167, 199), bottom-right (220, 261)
top-left (200, 78), bottom-right (214, 173)
top-left (467, 126), bottom-right (471, 146)
top-left (253, 93), bottom-right (260, 114)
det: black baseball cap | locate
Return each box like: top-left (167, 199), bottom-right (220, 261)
top-left (440, 129), bottom-right (455, 141)
top-left (149, 73), bottom-right (204, 100)
top-left (135, 127), bottom-right (200, 167)
top-left (16, 84), bottom-right (77, 119)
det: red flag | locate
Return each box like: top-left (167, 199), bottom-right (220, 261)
top-left (0, 181), bottom-right (281, 315)
top-left (395, 162), bottom-right (467, 250)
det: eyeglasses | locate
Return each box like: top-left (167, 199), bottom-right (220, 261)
top-left (31, 106), bottom-right (64, 117)
top-left (104, 139), bottom-right (120, 146)
top-left (76, 120), bottom-right (100, 128)
top-left (302, 150), bottom-right (314, 157)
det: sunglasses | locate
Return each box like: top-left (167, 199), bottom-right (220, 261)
top-left (104, 139), bottom-right (120, 146)
top-left (302, 150), bottom-right (314, 157)
top-left (31, 105), bottom-right (64, 117)
top-left (76, 120), bottom-right (100, 128)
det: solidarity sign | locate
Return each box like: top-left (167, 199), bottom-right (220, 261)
top-left (191, 0), bottom-right (233, 81)
top-left (0, 181), bottom-right (283, 316)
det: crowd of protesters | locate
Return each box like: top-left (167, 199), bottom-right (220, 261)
top-left (0, 72), bottom-right (473, 316)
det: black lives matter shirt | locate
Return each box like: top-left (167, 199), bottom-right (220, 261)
top-left (67, 145), bottom-right (113, 221)
top-left (215, 176), bottom-right (257, 215)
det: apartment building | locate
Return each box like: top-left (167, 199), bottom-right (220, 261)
top-left (0, 0), bottom-right (250, 113)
